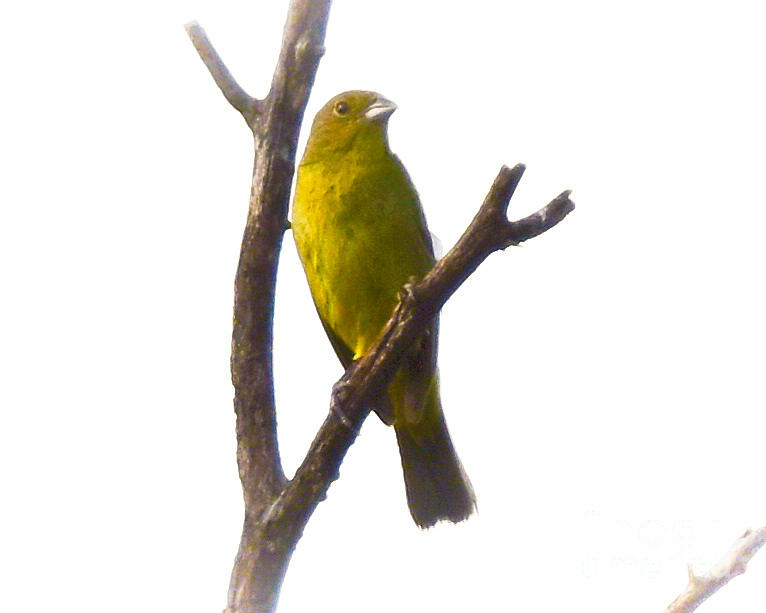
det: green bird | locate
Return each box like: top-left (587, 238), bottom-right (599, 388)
top-left (291, 90), bottom-right (475, 528)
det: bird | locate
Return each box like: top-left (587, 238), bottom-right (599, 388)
top-left (291, 90), bottom-right (475, 528)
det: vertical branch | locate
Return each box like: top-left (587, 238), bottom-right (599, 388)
top-left (188, 2), bottom-right (331, 612)
top-left (231, 0), bottom-right (330, 514)
top-left (229, 2), bottom-right (331, 610)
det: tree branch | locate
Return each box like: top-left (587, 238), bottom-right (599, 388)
top-left (188, 2), bottom-right (331, 612)
top-left (665, 525), bottom-right (766, 613)
top-left (185, 21), bottom-right (258, 122)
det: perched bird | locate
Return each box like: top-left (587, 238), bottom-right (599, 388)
top-left (291, 90), bottom-right (475, 528)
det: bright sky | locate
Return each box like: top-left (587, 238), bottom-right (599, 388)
top-left (2, 1), bottom-right (765, 612)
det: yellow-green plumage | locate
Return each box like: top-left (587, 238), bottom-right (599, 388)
top-left (292, 91), bottom-right (475, 527)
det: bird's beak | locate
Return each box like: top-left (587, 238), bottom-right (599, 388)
top-left (364, 97), bottom-right (397, 122)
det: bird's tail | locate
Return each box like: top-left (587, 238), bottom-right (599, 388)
top-left (393, 393), bottom-right (475, 528)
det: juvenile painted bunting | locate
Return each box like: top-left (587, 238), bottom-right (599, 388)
top-left (291, 91), bottom-right (475, 527)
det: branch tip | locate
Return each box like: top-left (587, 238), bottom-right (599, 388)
top-left (186, 20), bottom-right (258, 121)
top-left (687, 563), bottom-right (697, 584)
top-left (503, 162), bottom-right (526, 190)
top-left (552, 190), bottom-right (576, 218)
top-left (558, 189), bottom-right (575, 206)
top-left (484, 163), bottom-right (525, 219)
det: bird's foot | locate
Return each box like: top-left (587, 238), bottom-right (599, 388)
top-left (330, 379), bottom-right (356, 430)
top-left (397, 276), bottom-right (420, 304)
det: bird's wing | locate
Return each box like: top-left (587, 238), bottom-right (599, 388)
top-left (392, 154), bottom-right (435, 260)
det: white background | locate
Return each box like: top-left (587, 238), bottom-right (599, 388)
top-left (2, 1), bottom-right (765, 611)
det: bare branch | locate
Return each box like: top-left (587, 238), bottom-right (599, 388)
top-left (665, 525), bottom-right (766, 613)
top-left (189, 3), bottom-right (332, 612)
top-left (185, 21), bottom-right (258, 121)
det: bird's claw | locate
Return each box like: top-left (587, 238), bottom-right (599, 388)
top-left (397, 276), bottom-right (420, 303)
top-left (330, 379), bottom-right (355, 430)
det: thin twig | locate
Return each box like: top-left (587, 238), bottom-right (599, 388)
top-left (185, 21), bottom-right (258, 121)
top-left (665, 525), bottom-right (766, 613)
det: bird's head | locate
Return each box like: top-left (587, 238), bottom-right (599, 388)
top-left (301, 90), bottom-right (397, 163)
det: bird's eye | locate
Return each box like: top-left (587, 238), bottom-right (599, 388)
top-left (334, 101), bottom-right (350, 116)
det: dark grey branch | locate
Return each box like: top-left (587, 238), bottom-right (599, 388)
top-left (185, 21), bottom-right (259, 122)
